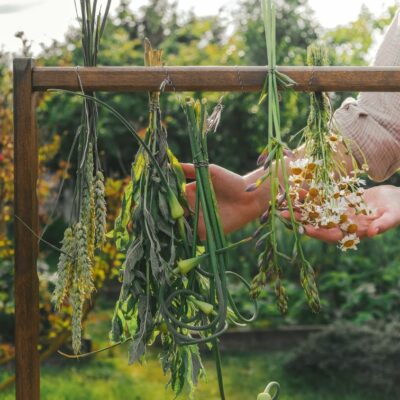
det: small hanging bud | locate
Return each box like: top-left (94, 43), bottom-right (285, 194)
top-left (263, 158), bottom-right (273, 171)
top-left (283, 148), bottom-right (295, 158)
top-left (190, 297), bottom-right (215, 316)
top-left (277, 191), bottom-right (286, 207)
top-left (173, 255), bottom-right (206, 275)
top-left (252, 225), bottom-right (264, 238)
top-left (257, 147), bottom-right (269, 166)
top-left (167, 189), bottom-right (184, 220)
top-left (260, 207), bottom-right (271, 224)
top-left (245, 183), bottom-right (258, 193)
top-left (256, 237), bottom-right (265, 250)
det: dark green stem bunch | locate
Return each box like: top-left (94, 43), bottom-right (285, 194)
top-left (52, 0), bottom-right (111, 354)
top-left (101, 77), bottom-right (257, 396)
top-left (248, 0), bottom-right (320, 314)
top-left (107, 41), bottom-right (203, 396)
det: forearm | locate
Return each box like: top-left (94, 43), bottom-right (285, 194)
top-left (334, 9), bottom-right (400, 182)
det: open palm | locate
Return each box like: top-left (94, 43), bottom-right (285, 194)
top-left (292, 185), bottom-right (400, 243)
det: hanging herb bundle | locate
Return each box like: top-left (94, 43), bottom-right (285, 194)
top-left (109, 41), bottom-right (208, 397)
top-left (288, 44), bottom-right (370, 252)
top-left (249, 0), bottom-right (371, 316)
top-left (248, 0), bottom-right (320, 314)
top-left (180, 97), bottom-right (260, 400)
top-left (52, 0), bottom-right (111, 355)
top-left (103, 42), bottom-right (257, 398)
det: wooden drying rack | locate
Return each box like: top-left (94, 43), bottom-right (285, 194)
top-left (13, 57), bottom-right (400, 399)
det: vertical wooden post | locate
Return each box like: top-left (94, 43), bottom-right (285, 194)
top-left (13, 57), bottom-right (40, 400)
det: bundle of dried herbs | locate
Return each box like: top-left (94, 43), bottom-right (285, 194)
top-left (52, 0), bottom-right (111, 355)
top-left (249, 0), bottom-right (370, 318)
top-left (289, 44), bottom-right (370, 252)
top-left (248, 0), bottom-right (320, 314)
top-left (102, 40), bottom-right (258, 397)
top-left (108, 42), bottom-right (208, 397)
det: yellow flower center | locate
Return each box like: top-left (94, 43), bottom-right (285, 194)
top-left (343, 239), bottom-right (355, 248)
top-left (309, 187), bottom-right (319, 198)
top-left (347, 224), bottom-right (358, 234)
top-left (291, 167), bottom-right (303, 175)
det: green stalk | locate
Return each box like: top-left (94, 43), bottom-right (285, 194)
top-left (185, 99), bottom-right (228, 399)
top-left (173, 237), bottom-right (253, 275)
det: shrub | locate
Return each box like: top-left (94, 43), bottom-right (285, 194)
top-left (285, 321), bottom-right (400, 396)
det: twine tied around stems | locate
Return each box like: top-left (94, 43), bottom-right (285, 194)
top-left (193, 159), bottom-right (210, 168)
top-left (159, 76), bottom-right (173, 92)
top-left (149, 101), bottom-right (160, 112)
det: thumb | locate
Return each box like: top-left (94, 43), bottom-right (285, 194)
top-left (180, 163), bottom-right (196, 180)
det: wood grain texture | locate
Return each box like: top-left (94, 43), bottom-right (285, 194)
top-left (13, 57), bottom-right (40, 400)
top-left (32, 66), bottom-right (400, 92)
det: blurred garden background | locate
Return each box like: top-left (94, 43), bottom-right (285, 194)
top-left (1, 0), bottom-right (400, 398)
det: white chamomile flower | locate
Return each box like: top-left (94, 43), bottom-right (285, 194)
top-left (356, 187), bottom-right (365, 196)
top-left (319, 214), bottom-right (339, 229)
top-left (340, 220), bottom-right (358, 234)
top-left (340, 176), bottom-right (354, 185)
top-left (353, 177), bottom-right (366, 186)
top-left (346, 192), bottom-right (362, 207)
top-left (338, 234), bottom-right (360, 252)
top-left (327, 133), bottom-right (342, 151)
top-left (326, 198), bottom-right (348, 215)
top-left (290, 158), bottom-right (310, 175)
top-left (289, 174), bottom-right (304, 186)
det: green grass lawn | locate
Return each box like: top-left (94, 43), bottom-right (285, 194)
top-left (0, 349), bottom-right (383, 400)
top-left (0, 307), bottom-right (385, 400)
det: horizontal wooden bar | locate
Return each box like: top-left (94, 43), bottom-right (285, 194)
top-left (32, 66), bottom-right (400, 92)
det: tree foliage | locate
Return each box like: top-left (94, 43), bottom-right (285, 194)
top-left (1, 0), bottom-right (400, 356)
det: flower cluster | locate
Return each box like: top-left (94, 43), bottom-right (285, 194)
top-left (279, 44), bottom-right (372, 253)
top-left (287, 154), bottom-right (370, 252)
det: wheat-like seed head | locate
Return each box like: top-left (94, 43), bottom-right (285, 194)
top-left (52, 227), bottom-right (75, 310)
top-left (94, 171), bottom-right (107, 248)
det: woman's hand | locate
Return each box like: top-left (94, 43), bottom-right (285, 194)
top-left (283, 185), bottom-right (400, 243)
top-left (181, 163), bottom-right (263, 240)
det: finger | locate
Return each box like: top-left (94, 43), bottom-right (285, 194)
top-left (198, 221), bottom-right (206, 241)
top-left (367, 211), bottom-right (393, 237)
top-left (280, 210), bottom-right (302, 221)
top-left (304, 225), bottom-right (343, 243)
top-left (184, 182), bottom-right (196, 211)
top-left (281, 210), bottom-right (290, 220)
top-left (180, 163), bottom-right (196, 180)
top-left (185, 181), bottom-right (196, 193)
top-left (297, 189), bottom-right (308, 201)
